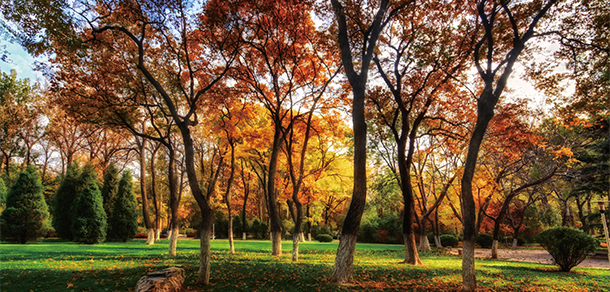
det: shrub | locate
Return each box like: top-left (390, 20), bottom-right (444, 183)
top-left (71, 178), bottom-right (107, 244)
top-left (535, 227), bottom-right (600, 272)
top-left (476, 233), bottom-right (494, 248)
top-left (316, 234), bottom-right (333, 242)
top-left (250, 218), bottom-right (268, 239)
top-left (232, 215), bottom-right (243, 236)
top-left (320, 225), bottom-right (331, 235)
top-left (107, 170), bottom-right (138, 242)
top-left (0, 166), bottom-right (50, 243)
top-left (440, 234), bottom-right (459, 247)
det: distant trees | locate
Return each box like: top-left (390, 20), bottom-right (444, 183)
top-left (0, 165), bottom-right (49, 243)
top-left (107, 170), bottom-right (138, 242)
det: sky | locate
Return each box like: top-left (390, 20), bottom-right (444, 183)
top-left (0, 39), bottom-right (46, 82)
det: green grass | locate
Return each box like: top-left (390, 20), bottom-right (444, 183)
top-left (1, 239), bottom-right (609, 291)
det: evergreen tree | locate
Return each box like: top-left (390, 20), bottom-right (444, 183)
top-left (0, 177), bottom-right (7, 209)
top-left (100, 163), bottom-right (119, 220)
top-left (71, 175), bottom-right (107, 244)
top-left (0, 165), bottom-right (49, 243)
top-left (52, 163), bottom-right (82, 240)
top-left (108, 170), bottom-right (138, 242)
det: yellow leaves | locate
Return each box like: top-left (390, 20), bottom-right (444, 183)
top-left (552, 146), bottom-right (573, 160)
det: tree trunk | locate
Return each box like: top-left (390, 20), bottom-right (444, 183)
top-left (511, 237), bottom-right (518, 250)
top-left (137, 136), bottom-right (154, 245)
top-left (197, 210), bottom-right (212, 285)
top-left (491, 240), bottom-right (499, 259)
top-left (228, 213), bottom-right (234, 254)
top-left (330, 233), bottom-right (358, 283)
top-left (167, 147), bottom-right (180, 256)
top-left (418, 224), bottom-right (431, 252)
top-left (267, 123), bottom-right (283, 256)
top-left (168, 226), bottom-right (179, 256)
top-left (151, 143), bottom-right (161, 242)
top-left (461, 86), bottom-right (496, 291)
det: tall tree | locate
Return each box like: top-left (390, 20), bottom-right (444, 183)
top-left (108, 170), bottom-right (138, 242)
top-left (328, 0), bottom-right (407, 283)
top-left (52, 162), bottom-right (82, 240)
top-left (369, 0), bottom-right (472, 263)
top-left (460, 1), bottom-right (559, 290)
top-left (0, 165), bottom-right (49, 244)
top-left (72, 174), bottom-right (107, 244)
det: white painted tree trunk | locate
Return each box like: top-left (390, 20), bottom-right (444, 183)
top-left (307, 233), bottom-right (311, 242)
top-left (418, 235), bottom-right (431, 252)
top-left (197, 228), bottom-right (211, 285)
top-left (512, 238), bottom-right (518, 250)
top-left (462, 239), bottom-right (476, 291)
top-left (491, 240), bottom-right (499, 259)
top-left (292, 234), bottom-right (299, 261)
top-left (145, 228), bottom-right (155, 245)
top-left (155, 229), bottom-right (161, 241)
top-left (434, 235), bottom-right (442, 248)
top-left (330, 233), bottom-right (357, 283)
top-left (168, 227), bottom-right (179, 256)
top-left (242, 232), bottom-right (246, 240)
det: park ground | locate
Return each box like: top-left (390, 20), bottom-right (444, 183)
top-left (1, 239), bottom-right (609, 292)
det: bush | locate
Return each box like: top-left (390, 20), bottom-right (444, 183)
top-left (358, 215), bottom-right (402, 244)
top-left (535, 227), bottom-right (600, 272)
top-left (0, 166), bottom-right (50, 243)
top-left (316, 234), bottom-right (333, 242)
top-left (71, 178), bottom-right (107, 244)
top-left (476, 233), bottom-right (494, 248)
top-left (250, 218), bottom-right (268, 239)
top-left (107, 171), bottom-right (138, 242)
top-left (440, 234), bottom-right (459, 247)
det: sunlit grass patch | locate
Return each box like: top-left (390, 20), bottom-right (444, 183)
top-left (1, 239), bottom-right (608, 291)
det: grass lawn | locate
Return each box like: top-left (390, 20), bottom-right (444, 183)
top-left (1, 239), bottom-right (609, 291)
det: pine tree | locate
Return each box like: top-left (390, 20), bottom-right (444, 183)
top-left (52, 163), bottom-right (82, 240)
top-left (108, 170), bottom-right (138, 242)
top-left (0, 165), bottom-right (50, 243)
top-left (100, 163), bottom-right (119, 222)
top-left (71, 175), bottom-right (107, 244)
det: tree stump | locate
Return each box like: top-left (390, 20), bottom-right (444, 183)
top-left (135, 267), bottom-right (184, 292)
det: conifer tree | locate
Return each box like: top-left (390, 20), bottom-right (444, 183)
top-left (0, 165), bottom-right (50, 243)
top-left (108, 170), bottom-right (138, 242)
top-left (100, 163), bottom-right (119, 221)
top-left (52, 163), bottom-right (82, 240)
top-left (71, 174), bottom-right (107, 244)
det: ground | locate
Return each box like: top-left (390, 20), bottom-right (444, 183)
top-left (450, 248), bottom-right (609, 269)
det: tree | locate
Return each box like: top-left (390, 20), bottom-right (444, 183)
top-left (52, 163), bottom-right (82, 240)
top-left (72, 175), bottom-right (107, 244)
top-left (328, 0), bottom-right (407, 283)
top-left (107, 170), bottom-right (138, 242)
top-left (101, 163), bottom-right (119, 222)
top-left (0, 70), bottom-right (42, 174)
top-left (0, 165), bottom-right (49, 243)
top-left (460, 1), bottom-right (559, 290)
top-left (368, 0), bottom-right (473, 262)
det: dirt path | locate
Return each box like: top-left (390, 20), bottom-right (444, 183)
top-left (450, 248), bottom-right (609, 269)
